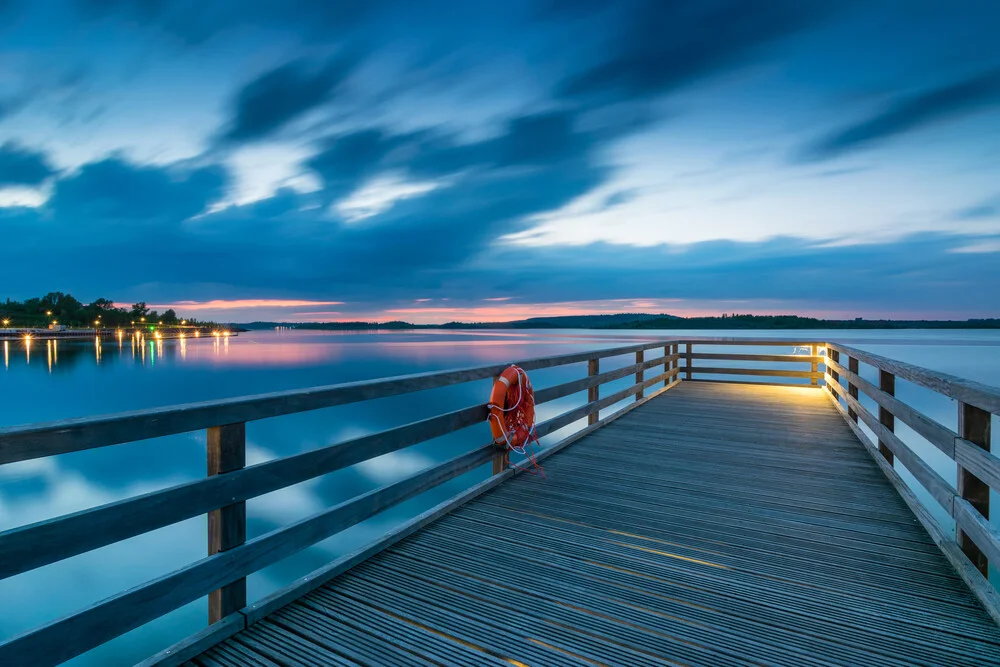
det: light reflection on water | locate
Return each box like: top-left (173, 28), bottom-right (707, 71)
top-left (1, 328), bottom-right (999, 666)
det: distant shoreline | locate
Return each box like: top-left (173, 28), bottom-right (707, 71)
top-left (240, 313), bottom-right (1000, 331)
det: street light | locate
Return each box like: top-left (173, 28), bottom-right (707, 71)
top-left (2, 318), bottom-right (9, 327)
top-left (45, 311), bottom-right (52, 316)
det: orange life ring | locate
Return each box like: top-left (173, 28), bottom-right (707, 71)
top-left (488, 365), bottom-right (536, 451)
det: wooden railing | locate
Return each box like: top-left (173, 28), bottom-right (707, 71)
top-left (678, 338), bottom-right (824, 386)
top-left (823, 343), bottom-right (1000, 623)
top-left (0, 338), bottom-right (688, 667)
top-left (5, 337), bottom-right (995, 665)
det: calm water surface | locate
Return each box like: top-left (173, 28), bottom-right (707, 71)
top-left (2, 328), bottom-right (999, 665)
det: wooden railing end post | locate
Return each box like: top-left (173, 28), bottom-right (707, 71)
top-left (957, 401), bottom-right (991, 576)
top-left (635, 350), bottom-right (644, 401)
top-left (207, 422), bottom-right (247, 624)
top-left (878, 369), bottom-right (895, 465)
top-left (588, 358), bottom-right (600, 425)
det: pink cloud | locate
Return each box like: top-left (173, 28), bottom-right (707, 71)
top-left (150, 299), bottom-right (344, 311)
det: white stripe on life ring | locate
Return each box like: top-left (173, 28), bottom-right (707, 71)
top-left (498, 376), bottom-right (511, 387)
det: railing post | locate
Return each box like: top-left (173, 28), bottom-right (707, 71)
top-left (663, 345), bottom-right (670, 387)
top-left (958, 401), bottom-right (991, 576)
top-left (588, 358), bottom-right (599, 425)
top-left (810, 344), bottom-right (819, 386)
top-left (635, 350), bottom-right (644, 401)
top-left (847, 356), bottom-right (859, 423)
top-left (878, 370), bottom-right (895, 464)
top-left (684, 343), bottom-right (692, 380)
top-left (827, 347), bottom-right (841, 401)
top-left (207, 422), bottom-right (246, 624)
top-left (491, 374), bottom-right (508, 474)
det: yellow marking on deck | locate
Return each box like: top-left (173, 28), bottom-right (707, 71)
top-left (501, 507), bottom-right (729, 559)
top-left (381, 608), bottom-right (530, 666)
top-left (526, 638), bottom-right (611, 667)
top-left (611, 541), bottom-right (731, 569)
top-left (606, 529), bottom-right (726, 556)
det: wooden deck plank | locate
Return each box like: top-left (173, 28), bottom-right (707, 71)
top-left (198, 382), bottom-right (1000, 666)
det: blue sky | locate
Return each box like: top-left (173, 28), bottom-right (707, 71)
top-left (1, 0), bottom-right (999, 322)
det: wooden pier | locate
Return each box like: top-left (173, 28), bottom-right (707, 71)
top-left (1, 339), bottom-right (999, 666)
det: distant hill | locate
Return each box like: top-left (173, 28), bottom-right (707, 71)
top-left (439, 313), bottom-right (676, 329)
top-left (240, 313), bottom-right (1000, 330)
top-left (614, 314), bottom-right (1000, 330)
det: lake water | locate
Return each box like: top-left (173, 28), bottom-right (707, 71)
top-left (2, 328), bottom-right (999, 665)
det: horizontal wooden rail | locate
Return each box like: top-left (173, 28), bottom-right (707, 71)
top-left (827, 342), bottom-right (1000, 415)
top-left (826, 356), bottom-right (956, 457)
top-left (677, 338), bottom-right (827, 346)
top-left (688, 352), bottom-right (823, 363)
top-left (0, 339), bottom-right (678, 465)
top-left (684, 367), bottom-right (822, 379)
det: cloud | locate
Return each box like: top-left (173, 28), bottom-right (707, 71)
top-left (955, 195), bottom-right (1000, 221)
top-left (0, 143), bottom-right (55, 186)
top-left (560, 0), bottom-right (833, 101)
top-left (47, 156), bottom-right (229, 224)
top-left (149, 299), bottom-right (343, 310)
top-left (220, 58), bottom-right (355, 144)
top-left (306, 129), bottom-right (409, 199)
top-left (801, 69), bottom-right (1000, 161)
top-left (75, 0), bottom-right (377, 45)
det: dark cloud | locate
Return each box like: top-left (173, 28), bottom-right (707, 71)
top-left (306, 129), bottom-right (409, 199)
top-left (561, 0), bottom-right (834, 101)
top-left (220, 58), bottom-right (355, 144)
top-left (47, 157), bottom-right (228, 224)
top-left (308, 110), bottom-right (593, 199)
top-left (0, 142), bottom-right (55, 186)
top-left (76, 0), bottom-right (376, 45)
top-left (299, 109), bottom-right (606, 273)
top-left (801, 69), bottom-right (1000, 161)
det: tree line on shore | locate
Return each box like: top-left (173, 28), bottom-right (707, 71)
top-left (0, 292), bottom-right (215, 329)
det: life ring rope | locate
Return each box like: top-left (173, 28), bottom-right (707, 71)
top-left (488, 365), bottom-right (545, 476)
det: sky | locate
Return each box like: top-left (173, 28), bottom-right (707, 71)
top-left (1, 0), bottom-right (999, 323)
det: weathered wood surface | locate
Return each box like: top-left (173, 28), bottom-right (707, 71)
top-left (192, 383), bottom-right (1000, 667)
